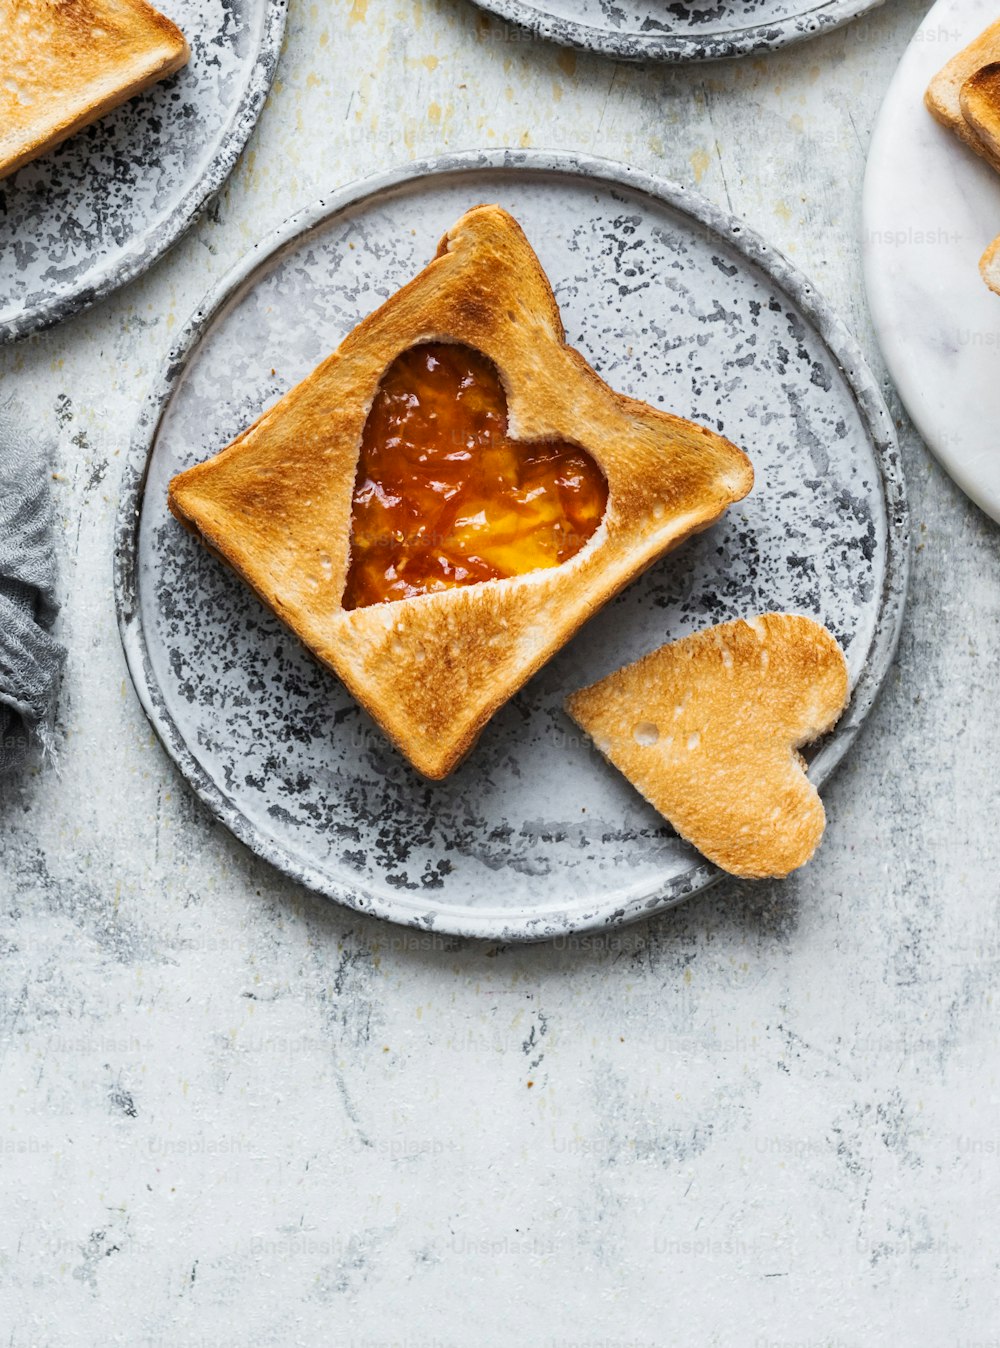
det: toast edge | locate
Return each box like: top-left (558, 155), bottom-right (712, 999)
top-left (0, 7), bottom-right (189, 180)
top-left (925, 22), bottom-right (1000, 172)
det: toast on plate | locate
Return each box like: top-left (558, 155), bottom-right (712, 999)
top-left (168, 205), bottom-right (754, 780)
top-left (565, 614), bottom-right (849, 879)
top-left (926, 19), bottom-right (1000, 171)
top-left (0, 0), bottom-right (189, 181)
top-left (981, 233), bottom-right (1000, 294)
top-left (960, 62), bottom-right (1000, 166)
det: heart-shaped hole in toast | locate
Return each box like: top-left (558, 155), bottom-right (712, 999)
top-left (342, 342), bottom-right (609, 610)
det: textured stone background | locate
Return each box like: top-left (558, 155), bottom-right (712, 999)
top-left (2, 0), bottom-right (999, 1342)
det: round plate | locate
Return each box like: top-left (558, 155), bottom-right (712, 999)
top-left (115, 150), bottom-right (908, 941)
top-left (864, 0), bottom-right (1000, 522)
top-left (0, 0), bottom-right (287, 343)
top-left (467, 0), bottom-right (887, 61)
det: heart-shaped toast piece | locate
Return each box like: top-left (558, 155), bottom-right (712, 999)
top-left (343, 342), bottom-right (608, 610)
top-left (168, 205), bottom-right (753, 779)
top-left (565, 614), bottom-right (849, 879)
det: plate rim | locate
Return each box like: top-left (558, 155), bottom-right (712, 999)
top-left (113, 147), bottom-right (910, 942)
top-left (862, 0), bottom-right (1000, 525)
top-left (467, 0), bottom-right (887, 61)
top-left (0, 0), bottom-right (288, 344)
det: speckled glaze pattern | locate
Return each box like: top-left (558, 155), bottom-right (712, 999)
top-left (468, 0), bottom-right (887, 61)
top-left (114, 151), bottom-right (909, 941)
top-left (0, 0), bottom-right (286, 343)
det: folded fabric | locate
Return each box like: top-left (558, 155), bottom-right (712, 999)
top-left (0, 400), bottom-right (66, 774)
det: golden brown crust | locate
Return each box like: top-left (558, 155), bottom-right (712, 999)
top-left (0, 0), bottom-right (189, 180)
top-left (565, 614), bottom-right (849, 879)
top-left (169, 206), bottom-right (754, 779)
top-left (926, 21), bottom-right (1000, 172)
top-left (981, 233), bottom-right (1000, 294)
top-left (961, 63), bottom-right (1000, 168)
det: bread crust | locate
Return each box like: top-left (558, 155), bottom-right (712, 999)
top-left (565, 614), bottom-right (849, 879)
top-left (0, 0), bottom-right (189, 180)
top-left (981, 233), bottom-right (1000, 295)
top-left (169, 206), bottom-right (754, 779)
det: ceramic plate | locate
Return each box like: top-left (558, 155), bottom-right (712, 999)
top-left (0, 0), bottom-right (286, 343)
top-left (863, 0), bottom-right (1000, 523)
top-left (115, 150), bottom-right (908, 941)
top-left (467, 0), bottom-right (887, 61)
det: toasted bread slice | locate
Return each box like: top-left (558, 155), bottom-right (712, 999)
top-left (926, 20), bottom-right (1000, 172)
top-left (961, 62), bottom-right (1000, 166)
top-left (565, 614), bottom-right (849, 879)
top-left (981, 233), bottom-right (1000, 294)
top-left (0, 0), bottom-right (189, 181)
top-left (169, 206), bottom-right (753, 780)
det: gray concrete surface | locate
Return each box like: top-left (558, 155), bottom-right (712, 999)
top-left (2, 0), bottom-right (999, 1342)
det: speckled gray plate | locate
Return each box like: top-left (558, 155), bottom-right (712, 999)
top-left (115, 150), bottom-right (908, 941)
top-left (468, 0), bottom-right (887, 60)
top-left (0, 0), bottom-right (286, 343)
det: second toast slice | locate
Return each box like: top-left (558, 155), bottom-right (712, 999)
top-left (0, 0), bottom-right (189, 181)
top-left (926, 19), bottom-right (1000, 171)
top-left (981, 233), bottom-right (1000, 294)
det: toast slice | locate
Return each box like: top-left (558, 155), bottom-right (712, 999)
top-left (169, 206), bottom-right (754, 779)
top-left (926, 20), bottom-right (1000, 172)
top-left (565, 614), bottom-right (849, 879)
top-left (0, 0), bottom-right (189, 181)
top-left (982, 233), bottom-right (1000, 294)
top-left (960, 62), bottom-right (1000, 166)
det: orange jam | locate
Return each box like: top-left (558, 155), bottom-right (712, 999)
top-left (342, 343), bottom-right (608, 610)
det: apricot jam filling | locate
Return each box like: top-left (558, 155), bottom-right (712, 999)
top-left (342, 342), bottom-right (609, 611)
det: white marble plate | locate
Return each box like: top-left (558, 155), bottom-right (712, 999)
top-left (468, 0), bottom-right (887, 60)
top-left (863, 0), bottom-right (1000, 522)
top-left (115, 151), bottom-right (908, 940)
top-left (0, 0), bottom-right (286, 343)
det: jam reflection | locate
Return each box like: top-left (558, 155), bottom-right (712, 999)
top-left (342, 342), bottom-right (608, 610)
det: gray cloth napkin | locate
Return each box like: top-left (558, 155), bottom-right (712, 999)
top-left (0, 400), bottom-right (65, 773)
